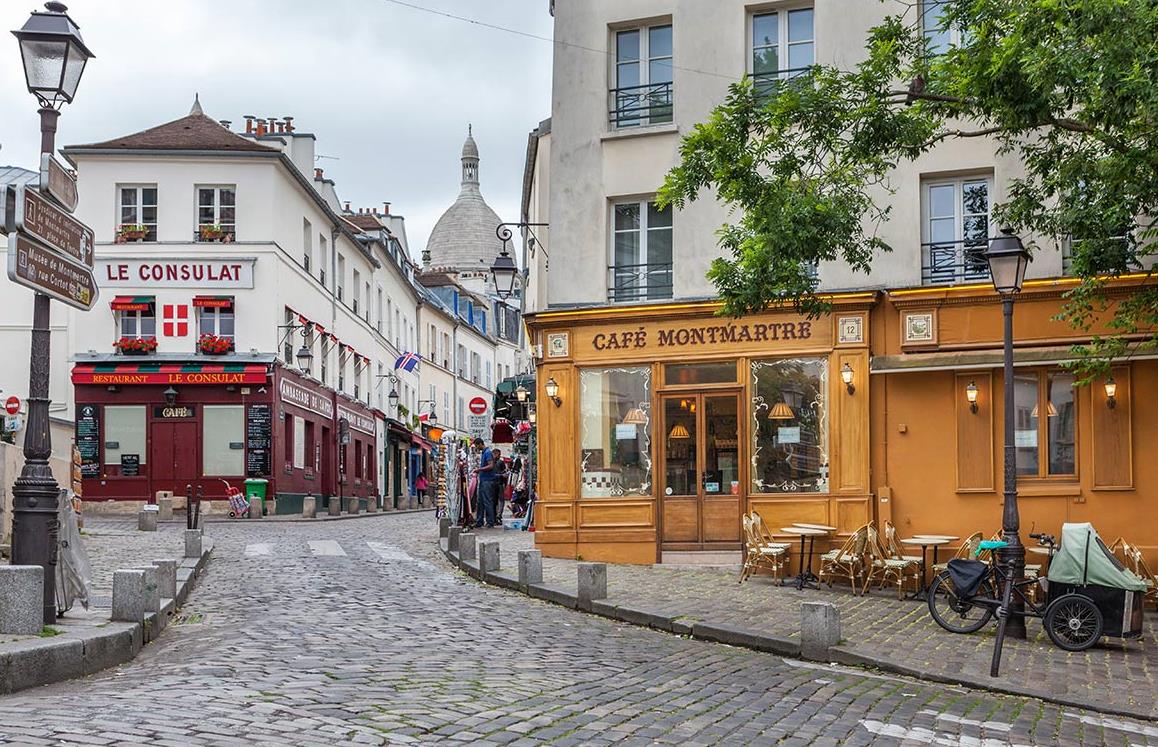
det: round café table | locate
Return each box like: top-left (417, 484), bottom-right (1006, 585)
top-left (900, 537), bottom-right (953, 600)
top-left (793, 523), bottom-right (837, 532)
top-left (781, 526), bottom-right (829, 590)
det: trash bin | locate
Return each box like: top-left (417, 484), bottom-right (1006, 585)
top-left (244, 478), bottom-right (269, 515)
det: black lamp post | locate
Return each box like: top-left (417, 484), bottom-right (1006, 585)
top-left (10, 2), bottom-right (93, 626)
top-left (489, 246), bottom-right (519, 301)
top-left (986, 227), bottom-right (1031, 642)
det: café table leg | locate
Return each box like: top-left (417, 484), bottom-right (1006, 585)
top-left (913, 544), bottom-right (931, 602)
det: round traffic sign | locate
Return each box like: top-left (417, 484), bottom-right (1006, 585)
top-left (468, 397), bottom-right (488, 415)
top-left (4, 396), bottom-right (20, 416)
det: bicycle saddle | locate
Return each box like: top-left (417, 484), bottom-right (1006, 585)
top-left (976, 539), bottom-right (1009, 556)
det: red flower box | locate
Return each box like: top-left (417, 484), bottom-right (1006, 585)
top-left (198, 333), bottom-right (234, 355)
top-left (114, 337), bottom-right (158, 354)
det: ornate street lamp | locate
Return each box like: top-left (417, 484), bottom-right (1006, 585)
top-left (515, 384), bottom-right (529, 403)
top-left (9, 1), bottom-right (93, 626)
top-left (489, 246), bottom-right (519, 301)
top-left (986, 227), bottom-right (1032, 651)
top-left (295, 343), bottom-right (314, 373)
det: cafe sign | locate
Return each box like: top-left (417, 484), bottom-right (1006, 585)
top-left (337, 405), bottom-right (375, 436)
top-left (99, 258), bottom-right (255, 288)
top-left (279, 378), bottom-right (334, 419)
top-left (591, 320), bottom-right (814, 351)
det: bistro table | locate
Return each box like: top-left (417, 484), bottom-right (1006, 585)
top-left (781, 526), bottom-right (829, 590)
top-left (793, 523), bottom-right (838, 532)
top-left (900, 536), bottom-right (954, 601)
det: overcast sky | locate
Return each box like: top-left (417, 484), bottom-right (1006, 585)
top-left (0, 0), bottom-right (553, 258)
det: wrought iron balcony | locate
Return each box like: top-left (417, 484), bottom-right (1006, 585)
top-left (752, 67), bottom-right (815, 101)
top-left (608, 262), bottom-right (674, 302)
top-left (922, 240), bottom-right (991, 286)
top-left (609, 82), bottom-right (673, 128)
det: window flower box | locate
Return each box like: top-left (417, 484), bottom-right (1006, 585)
top-left (198, 333), bottom-right (234, 355)
top-left (114, 336), bottom-right (158, 354)
top-left (198, 224), bottom-right (234, 243)
top-left (115, 224), bottom-right (149, 243)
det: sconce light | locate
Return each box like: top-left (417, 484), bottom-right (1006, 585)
top-left (841, 362), bottom-right (855, 394)
top-left (528, 405), bottom-right (537, 425)
top-left (106, 384), bottom-right (119, 393)
top-left (515, 384), bottom-right (529, 403)
top-left (163, 386), bottom-right (179, 406)
top-left (965, 380), bottom-right (979, 414)
top-left (545, 377), bottom-right (562, 407)
top-left (1104, 376), bottom-right (1117, 409)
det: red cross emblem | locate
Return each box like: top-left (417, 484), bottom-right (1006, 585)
top-left (162, 304), bottom-right (189, 337)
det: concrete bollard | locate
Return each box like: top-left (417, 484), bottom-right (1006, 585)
top-left (367, 496), bottom-right (379, 514)
top-left (264, 498), bottom-right (277, 516)
top-left (152, 559), bottom-right (177, 601)
top-left (447, 526), bottom-right (462, 553)
top-left (328, 497), bottom-right (341, 516)
top-left (348, 497), bottom-right (361, 516)
top-left (138, 505), bottom-right (159, 532)
top-left (138, 565), bottom-right (160, 613)
top-left (577, 563), bottom-right (608, 604)
top-left (479, 541), bottom-right (500, 574)
top-left (438, 517), bottom-right (451, 538)
top-left (0, 566), bottom-right (44, 635)
top-left (302, 496), bottom-right (317, 519)
top-left (459, 532), bottom-right (477, 562)
top-left (518, 550), bottom-right (543, 587)
top-left (184, 529), bottom-right (203, 559)
top-left (156, 495), bottom-right (173, 522)
top-left (800, 601), bottom-right (841, 661)
top-left (111, 569), bottom-right (147, 623)
top-left (248, 497), bottom-right (262, 520)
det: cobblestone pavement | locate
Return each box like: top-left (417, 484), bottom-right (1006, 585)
top-left (1, 513), bottom-right (1155, 746)
top-left (474, 528), bottom-right (1158, 720)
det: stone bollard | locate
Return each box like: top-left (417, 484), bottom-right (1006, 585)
top-left (518, 550), bottom-right (543, 587)
top-left (264, 498), bottom-right (277, 516)
top-left (328, 497), bottom-right (341, 517)
top-left (447, 526), bottom-right (463, 553)
top-left (138, 566), bottom-right (160, 613)
top-left (302, 496), bottom-right (317, 519)
top-left (367, 496), bottom-right (379, 514)
top-left (184, 529), bottom-right (203, 559)
top-left (156, 495), bottom-right (173, 522)
top-left (479, 541), bottom-right (500, 574)
top-left (460, 532), bottom-right (477, 563)
top-left (438, 517), bottom-right (451, 538)
top-left (577, 563), bottom-right (608, 605)
top-left (800, 601), bottom-right (841, 661)
top-left (0, 566), bottom-right (44, 635)
top-left (111, 569), bottom-right (147, 623)
top-left (138, 505), bottom-right (159, 532)
top-left (248, 497), bottom-right (263, 520)
top-left (348, 497), bottom-right (361, 516)
top-left (152, 559), bottom-right (177, 601)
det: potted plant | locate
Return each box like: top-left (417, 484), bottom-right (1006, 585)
top-left (115, 224), bottom-right (149, 243)
top-left (113, 336), bottom-right (158, 355)
top-left (198, 224), bottom-right (234, 243)
top-left (198, 333), bottom-right (234, 355)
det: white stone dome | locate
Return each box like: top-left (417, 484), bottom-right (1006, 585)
top-left (425, 127), bottom-right (504, 272)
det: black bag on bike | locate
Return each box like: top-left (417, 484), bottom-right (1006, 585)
top-left (946, 559), bottom-right (989, 599)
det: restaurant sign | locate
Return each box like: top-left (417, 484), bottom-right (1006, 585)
top-left (591, 320), bottom-right (814, 352)
top-left (99, 258), bottom-right (255, 288)
top-left (72, 369), bottom-right (268, 385)
top-left (279, 378), bottom-right (334, 419)
top-left (337, 405), bottom-right (376, 436)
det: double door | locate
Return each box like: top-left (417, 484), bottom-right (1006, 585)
top-left (659, 392), bottom-right (743, 551)
top-left (150, 420), bottom-right (199, 490)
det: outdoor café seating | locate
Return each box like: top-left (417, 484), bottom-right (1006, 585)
top-left (739, 513), bottom-right (790, 584)
top-left (818, 524), bottom-right (869, 594)
top-left (864, 525), bottom-right (922, 599)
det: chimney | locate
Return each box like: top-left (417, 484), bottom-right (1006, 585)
top-left (283, 116), bottom-right (295, 133)
top-left (219, 120), bottom-right (232, 129)
top-left (383, 202), bottom-right (391, 215)
top-left (315, 168), bottom-right (324, 180)
top-left (344, 201), bottom-right (351, 212)
top-left (244, 115), bottom-right (255, 134)
top-left (255, 119), bottom-right (267, 137)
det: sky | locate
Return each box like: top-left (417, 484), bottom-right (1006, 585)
top-left (0, 0), bottom-right (554, 259)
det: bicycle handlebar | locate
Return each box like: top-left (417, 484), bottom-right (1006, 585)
top-left (1029, 532), bottom-right (1056, 547)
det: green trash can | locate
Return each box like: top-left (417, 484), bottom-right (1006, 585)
top-left (244, 478), bottom-right (269, 515)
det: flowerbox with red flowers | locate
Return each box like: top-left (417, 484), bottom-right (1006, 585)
top-left (114, 337), bottom-right (158, 354)
top-left (198, 334), bottom-right (234, 355)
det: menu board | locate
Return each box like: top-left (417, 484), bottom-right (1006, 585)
top-left (121, 454), bottom-right (140, 476)
top-left (246, 404), bottom-right (272, 477)
top-left (75, 404), bottom-right (100, 478)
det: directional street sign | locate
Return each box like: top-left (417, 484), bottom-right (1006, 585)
top-left (12, 185), bottom-right (94, 268)
top-left (39, 153), bottom-right (78, 213)
top-left (7, 233), bottom-right (98, 310)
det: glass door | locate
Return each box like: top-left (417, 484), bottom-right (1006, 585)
top-left (702, 394), bottom-right (742, 546)
top-left (660, 396), bottom-right (699, 546)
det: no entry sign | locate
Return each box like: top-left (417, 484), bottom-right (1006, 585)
top-left (469, 397), bottom-right (488, 415)
top-left (5, 396), bottom-right (21, 416)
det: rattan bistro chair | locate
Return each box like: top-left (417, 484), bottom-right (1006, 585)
top-left (819, 524), bottom-right (869, 594)
top-left (1123, 541), bottom-right (1158, 610)
top-left (740, 514), bottom-right (790, 583)
top-left (932, 532), bottom-right (984, 575)
top-left (884, 521), bottom-right (922, 564)
top-left (866, 525), bottom-right (922, 598)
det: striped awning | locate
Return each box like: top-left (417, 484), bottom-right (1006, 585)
top-left (72, 362), bottom-right (269, 385)
top-left (110, 295), bottom-right (153, 311)
top-left (192, 296), bottom-right (233, 308)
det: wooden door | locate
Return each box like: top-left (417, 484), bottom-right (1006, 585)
top-left (701, 393), bottom-right (742, 548)
top-left (150, 421), bottom-right (198, 489)
top-left (660, 395), bottom-right (699, 547)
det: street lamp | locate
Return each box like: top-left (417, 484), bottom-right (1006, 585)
top-left (163, 386), bottom-right (179, 407)
top-left (986, 227), bottom-right (1032, 646)
top-left (489, 246), bottom-right (519, 301)
top-left (295, 343), bottom-right (314, 373)
top-left (515, 384), bottom-right (529, 403)
top-left (387, 388), bottom-right (400, 412)
top-left (9, 1), bottom-right (93, 626)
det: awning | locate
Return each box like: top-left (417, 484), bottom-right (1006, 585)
top-left (411, 435), bottom-right (432, 453)
top-left (871, 343), bottom-right (1158, 374)
top-left (192, 296), bottom-right (233, 308)
top-left (110, 295), bottom-right (153, 311)
top-left (72, 362), bottom-right (269, 385)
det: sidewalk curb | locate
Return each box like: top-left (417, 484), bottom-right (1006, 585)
top-left (438, 539), bottom-right (1156, 723)
top-left (161, 507), bottom-right (436, 525)
top-left (0, 542), bottom-right (213, 696)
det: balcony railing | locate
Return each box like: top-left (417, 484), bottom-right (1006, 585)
top-left (922, 240), bottom-right (990, 286)
top-left (752, 67), bottom-right (815, 101)
top-left (609, 82), bottom-right (673, 128)
top-left (608, 262), bottom-right (674, 303)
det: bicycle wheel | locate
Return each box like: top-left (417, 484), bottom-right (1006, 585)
top-left (1044, 594), bottom-right (1103, 651)
top-left (927, 570), bottom-right (994, 634)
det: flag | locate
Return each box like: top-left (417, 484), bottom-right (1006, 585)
top-left (162, 304), bottom-right (189, 337)
top-left (394, 352), bottom-right (420, 373)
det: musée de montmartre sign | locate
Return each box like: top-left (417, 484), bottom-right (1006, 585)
top-left (591, 320), bottom-right (814, 351)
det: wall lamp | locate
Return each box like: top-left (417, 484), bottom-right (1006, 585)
top-left (163, 386), bottom-right (179, 406)
top-left (966, 380), bottom-right (979, 413)
top-left (544, 377), bottom-right (562, 407)
top-left (840, 363), bottom-right (855, 395)
top-left (1104, 376), bottom-right (1117, 409)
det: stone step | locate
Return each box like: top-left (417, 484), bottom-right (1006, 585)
top-left (659, 550), bottom-right (742, 567)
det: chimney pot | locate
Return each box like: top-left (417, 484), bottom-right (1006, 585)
top-left (219, 120), bottom-right (232, 129)
top-left (383, 202), bottom-right (391, 215)
top-left (283, 116), bottom-right (294, 133)
top-left (244, 115), bottom-right (255, 134)
top-left (344, 201), bottom-right (351, 211)
top-left (315, 168), bottom-right (324, 180)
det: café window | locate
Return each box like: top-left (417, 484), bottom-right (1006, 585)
top-left (113, 297), bottom-right (156, 340)
top-left (104, 405), bottom-right (147, 467)
top-left (1014, 370), bottom-right (1076, 478)
top-left (117, 185), bottom-right (157, 241)
top-left (196, 185), bottom-right (236, 240)
top-left (203, 405), bottom-right (243, 476)
top-left (579, 367), bottom-right (653, 498)
top-left (195, 297), bottom-right (234, 352)
top-left (750, 358), bottom-right (829, 493)
top-left (293, 415), bottom-right (306, 469)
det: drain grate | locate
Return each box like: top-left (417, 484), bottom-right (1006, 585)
top-left (172, 612), bottom-right (206, 625)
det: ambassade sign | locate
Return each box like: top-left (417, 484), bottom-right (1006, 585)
top-left (98, 258), bottom-right (255, 288)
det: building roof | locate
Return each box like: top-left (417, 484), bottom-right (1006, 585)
top-left (346, 213), bottom-right (386, 231)
top-left (424, 128), bottom-right (505, 273)
top-left (67, 104), bottom-right (279, 153)
top-left (0, 165), bottom-right (37, 188)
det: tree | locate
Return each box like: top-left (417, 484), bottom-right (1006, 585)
top-left (658, 0), bottom-right (1158, 378)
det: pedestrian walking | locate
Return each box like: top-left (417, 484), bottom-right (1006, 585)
top-left (473, 437), bottom-right (499, 528)
top-left (493, 448), bottom-right (508, 523)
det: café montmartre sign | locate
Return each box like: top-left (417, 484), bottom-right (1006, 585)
top-left (591, 320), bottom-right (814, 352)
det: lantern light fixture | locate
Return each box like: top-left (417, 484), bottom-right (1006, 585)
top-left (545, 377), bottom-right (561, 407)
top-left (489, 246), bottom-right (519, 301)
top-left (841, 362), bottom-right (855, 394)
top-left (985, 227), bottom-right (1031, 296)
top-left (966, 380), bottom-right (979, 413)
top-left (163, 386), bottom-right (179, 407)
top-left (1104, 376), bottom-right (1117, 409)
top-left (387, 388), bottom-right (400, 411)
top-left (528, 404), bottom-right (537, 425)
top-left (295, 344), bottom-right (314, 373)
top-left (12, 2), bottom-right (95, 109)
top-left (515, 384), bottom-right (529, 403)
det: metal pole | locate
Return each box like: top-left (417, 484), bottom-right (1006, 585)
top-left (11, 106), bottom-right (63, 625)
top-left (997, 296), bottom-right (1027, 639)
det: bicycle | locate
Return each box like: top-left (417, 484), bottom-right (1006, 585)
top-left (926, 533), bottom-right (1105, 652)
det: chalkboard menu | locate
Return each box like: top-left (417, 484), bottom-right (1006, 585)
top-left (75, 404), bottom-right (100, 478)
top-left (121, 454), bottom-right (140, 476)
top-left (246, 404), bottom-right (272, 477)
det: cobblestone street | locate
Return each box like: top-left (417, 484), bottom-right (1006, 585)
top-left (1, 513), bottom-right (1155, 746)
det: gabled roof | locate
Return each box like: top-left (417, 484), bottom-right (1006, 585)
top-left (67, 112), bottom-right (279, 153)
top-left (346, 214), bottom-right (386, 231)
